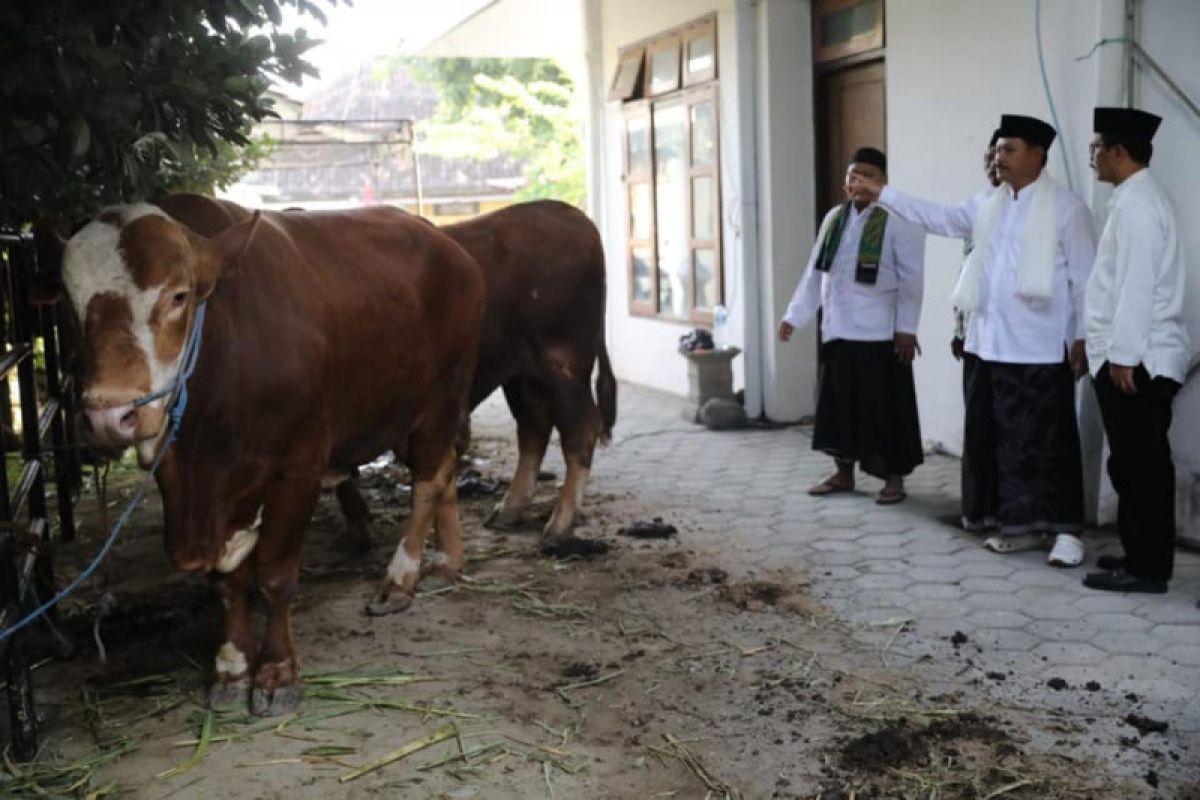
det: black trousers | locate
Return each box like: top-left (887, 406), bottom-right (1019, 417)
top-left (1093, 362), bottom-right (1181, 582)
top-left (813, 340), bottom-right (924, 480)
top-left (962, 356), bottom-right (1084, 534)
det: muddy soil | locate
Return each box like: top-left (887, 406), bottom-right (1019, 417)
top-left (0, 430), bottom-right (1167, 799)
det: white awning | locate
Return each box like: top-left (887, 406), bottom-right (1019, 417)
top-left (419, 0), bottom-right (582, 60)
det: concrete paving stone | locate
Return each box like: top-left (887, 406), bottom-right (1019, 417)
top-left (1013, 592), bottom-right (1088, 621)
top-left (1071, 653), bottom-right (1174, 682)
top-left (901, 536), bottom-right (975, 556)
top-left (813, 516), bottom-right (867, 530)
top-left (1112, 676), bottom-right (1199, 707)
top-left (851, 533), bottom-right (910, 549)
top-left (1025, 620), bottom-right (1100, 643)
top-left (1150, 624), bottom-right (1200, 647)
top-left (1073, 593), bottom-right (1150, 613)
top-left (900, 566), bottom-right (960, 584)
top-left (973, 627), bottom-right (1042, 653)
top-left (966, 609), bottom-right (1033, 629)
top-left (851, 573), bottom-right (912, 591)
top-left (860, 560), bottom-right (914, 575)
top-left (849, 589), bottom-right (915, 609)
top-left (903, 583), bottom-right (964, 602)
top-left (857, 521), bottom-right (916, 535)
top-left (1029, 642), bottom-right (1108, 666)
top-left (1094, 631), bottom-right (1172, 657)
top-left (960, 577), bottom-right (1023, 594)
top-left (902, 599), bottom-right (976, 620)
top-left (1007, 567), bottom-right (1076, 588)
top-left (961, 592), bottom-right (1029, 613)
top-left (948, 560), bottom-right (1019, 579)
top-left (905, 553), bottom-right (965, 569)
top-left (809, 539), bottom-right (860, 553)
top-left (812, 551), bottom-right (873, 567)
top-left (845, 606), bottom-right (911, 624)
top-left (812, 566), bottom-right (862, 581)
top-left (1072, 614), bottom-right (1153, 636)
top-left (1137, 599), bottom-right (1200, 625)
top-left (1162, 644), bottom-right (1200, 667)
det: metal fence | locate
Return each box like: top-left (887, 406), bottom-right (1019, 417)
top-left (0, 230), bottom-right (81, 760)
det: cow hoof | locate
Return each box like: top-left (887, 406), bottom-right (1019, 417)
top-left (364, 587), bottom-right (414, 616)
top-left (208, 678), bottom-right (251, 710)
top-left (250, 684), bottom-right (304, 717)
top-left (483, 510), bottom-right (522, 532)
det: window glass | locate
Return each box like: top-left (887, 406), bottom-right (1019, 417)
top-left (631, 246), bottom-right (653, 303)
top-left (630, 183), bottom-right (653, 241)
top-left (691, 176), bottom-right (714, 240)
top-left (626, 114), bottom-right (651, 175)
top-left (649, 44), bottom-right (680, 95)
top-left (820, 0), bottom-right (878, 47)
top-left (686, 33), bottom-right (714, 78)
top-left (690, 101), bottom-right (716, 167)
top-left (653, 103), bottom-right (689, 317)
top-left (694, 248), bottom-right (718, 310)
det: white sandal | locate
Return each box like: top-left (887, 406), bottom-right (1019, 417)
top-left (983, 533), bottom-right (1047, 554)
top-left (1047, 533), bottom-right (1085, 568)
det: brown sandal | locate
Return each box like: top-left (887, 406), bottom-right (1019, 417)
top-left (875, 487), bottom-right (907, 505)
top-left (808, 478), bottom-right (855, 496)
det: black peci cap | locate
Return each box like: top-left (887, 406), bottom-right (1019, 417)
top-left (850, 146), bottom-right (887, 173)
top-left (996, 114), bottom-right (1057, 149)
top-left (1093, 107), bottom-right (1162, 141)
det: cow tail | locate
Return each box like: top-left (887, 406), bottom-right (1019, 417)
top-left (595, 336), bottom-right (617, 444)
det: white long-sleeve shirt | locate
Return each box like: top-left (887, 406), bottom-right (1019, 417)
top-left (782, 202), bottom-right (925, 341)
top-left (1085, 168), bottom-right (1192, 383)
top-left (880, 181), bottom-right (1096, 364)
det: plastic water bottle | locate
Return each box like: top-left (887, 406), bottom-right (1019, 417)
top-left (712, 304), bottom-right (728, 351)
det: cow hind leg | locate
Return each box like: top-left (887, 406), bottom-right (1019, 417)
top-left (208, 561), bottom-right (255, 710)
top-left (427, 449), bottom-right (464, 583)
top-left (487, 378), bottom-right (553, 531)
top-left (250, 479), bottom-right (320, 717)
top-left (543, 380), bottom-right (601, 541)
top-left (333, 472), bottom-right (373, 554)
top-left (368, 444), bottom-right (455, 615)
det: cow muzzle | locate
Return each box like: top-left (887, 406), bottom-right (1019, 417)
top-left (81, 401), bottom-right (165, 447)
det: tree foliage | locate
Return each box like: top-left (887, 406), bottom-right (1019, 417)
top-left (407, 58), bottom-right (585, 207)
top-left (0, 0), bottom-right (340, 228)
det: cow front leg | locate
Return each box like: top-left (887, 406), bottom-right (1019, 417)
top-left (428, 449), bottom-right (464, 583)
top-left (487, 379), bottom-right (552, 530)
top-left (250, 481), bottom-right (319, 717)
top-left (208, 561), bottom-right (255, 709)
top-left (543, 451), bottom-right (592, 540)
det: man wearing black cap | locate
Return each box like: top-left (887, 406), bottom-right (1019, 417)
top-left (854, 115), bottom-right (1096, 569)
top-left (778, 147), bottom-right (926, 505)
top-left (1081, 107), bottom-right (1193, 594)
top-left (951, 130), bottom-right (1004, 363)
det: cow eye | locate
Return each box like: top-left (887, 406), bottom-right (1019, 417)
top-left (170, 290), bottom-right (189, 307)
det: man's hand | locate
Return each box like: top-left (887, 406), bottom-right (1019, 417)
top-left (1069, 339), bottom-right (1088, 379)
top-left (950, 337), bottom-right (964, 361)
top-left (1110, 363), bottom-right (1138, 395)
top-left (895, 332), bottom-right (921, 365)
top-left (778, 320), bottom-right (795, 342)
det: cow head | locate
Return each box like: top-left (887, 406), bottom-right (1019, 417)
top-left (61, 203), bottom-right (259, 465)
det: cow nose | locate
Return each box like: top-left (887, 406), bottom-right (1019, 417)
top-left (83, 404), bottom-right (140, 445)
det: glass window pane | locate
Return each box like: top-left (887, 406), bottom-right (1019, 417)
top-left (820, 0), bottom-right (877, 47)
top-left (626, 114), bottom-right (650, 175)
top-left (649, 45), bottom-right (680, 95)
top-left (694, 248), bottom-right (718, 311)
top-left (686, 34), bottom-right (714, 78)
top-left (611, 55), bottom-right (641, 100)
top-left (653, 103), bottom-right (688, 318)
top-left (630, 183), bottom-right (652, 241)
top-left (691, 175), bottom-right (714, 240)
top-left (690, 101), bottom-right (716, 167)
top-left (631, 246), bottom-right (653, 304)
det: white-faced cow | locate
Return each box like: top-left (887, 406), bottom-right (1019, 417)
top-left (57, 194), bottom-right (484, 715)
top-left (335, 200), bottom-right (616, 550)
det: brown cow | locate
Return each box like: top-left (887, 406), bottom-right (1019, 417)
top-left (58, 195), bottom-right (484, 715)
top-left (336, 200), bottom-right (616, 549)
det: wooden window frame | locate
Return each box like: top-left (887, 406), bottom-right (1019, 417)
top-left (609, 46), bottom-right (645, 102)
top-left (813, 0), bottom-right (884, 64)
top-left (619, 15), bottom-right (723, 326)
top-left (644, 33), bottom-right (682, 97)
top-left (623, 100), bottom-right (656, 316)
top-left (682, 17), bottom-right (717, 86)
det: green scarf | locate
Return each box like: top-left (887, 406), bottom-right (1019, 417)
top-left (815, 201), bottom-right (889, 285)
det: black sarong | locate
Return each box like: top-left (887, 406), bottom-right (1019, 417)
top-left (962, 356), bottom-right (1083, 534)
top-left (813, 340), bottom-right (923, 479)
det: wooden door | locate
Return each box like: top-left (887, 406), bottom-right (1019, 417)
top-left (815, 59), bottom-right (886, 218)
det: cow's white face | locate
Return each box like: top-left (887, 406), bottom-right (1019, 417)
top-left (62, 204), bottom-right (214, 462)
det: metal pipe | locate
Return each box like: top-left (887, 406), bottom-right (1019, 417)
top-left (1131, 42), bottom-right (1200, 120)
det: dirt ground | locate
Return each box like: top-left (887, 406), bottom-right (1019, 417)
top-left (0, 429), bottom-right (1181, 799)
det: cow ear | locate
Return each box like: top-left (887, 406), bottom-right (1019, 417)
top-left (195, 211), bottom-right (261, 297)
top-left (29, 218), bottom-right (68, 306)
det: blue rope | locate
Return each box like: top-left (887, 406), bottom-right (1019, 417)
top-left (1035, 0), bottom-right (1076, 193)
top-left (0, 300), bottom-right (209, 645)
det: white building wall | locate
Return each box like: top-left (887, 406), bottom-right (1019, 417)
top-left (596, 0), bottom-right (745, 397)
top-left (1137, 0), bottom-right (1200, 544)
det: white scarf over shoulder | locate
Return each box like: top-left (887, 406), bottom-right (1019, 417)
top-left (952, 173), bottom-right (1059, 312)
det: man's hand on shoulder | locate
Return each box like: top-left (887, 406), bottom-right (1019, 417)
top-left (778, 321), bottom-right (795, 342)
top-left (895, 332), bottom-right (920, 365)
